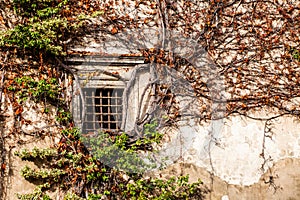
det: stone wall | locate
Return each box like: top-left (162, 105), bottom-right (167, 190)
top-left (0, 86), bottom-right (61, 199)
top-left (1, 71), bottom-right (300, 200)
top-left (148, 108), bottom-right (300, 199)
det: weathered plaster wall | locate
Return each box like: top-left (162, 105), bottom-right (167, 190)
top-left (158, 158), bottom-right (300, 200)
top-left (154, 108), bottom-right (300, 186)
top-left (69, 55), bottom-right (300, 199)
top-left (199, 113), bottom-right (300, 186)
top-left (1, 93), bottom-right (61, 199)
top-left (1, 73), bottom-right (300, 200)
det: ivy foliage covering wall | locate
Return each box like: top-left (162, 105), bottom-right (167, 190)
top-left (0, 0), bottom-right (208, 199)
top-left (1, 0), bottom-right (300, 199)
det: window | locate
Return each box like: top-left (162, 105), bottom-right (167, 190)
top-left (82, 88), bottom-right (123, 133)
top-left (95, 88), bottom-right (123, 130)
top-left (69, 55), bottom-right (145, 133)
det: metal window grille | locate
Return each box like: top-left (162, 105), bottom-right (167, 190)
top-left (83, 88), bottom-right (123, 132)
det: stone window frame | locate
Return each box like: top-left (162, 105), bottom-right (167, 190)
top-left (68, 55), bottom-right (145, 133)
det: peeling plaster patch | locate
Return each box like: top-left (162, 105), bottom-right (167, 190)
top-left (155, 158), bottom-right (300, 199)
top-left (159, 112), bottom-right (300, 186)
top-left (20, 100), bottom-right (58, 134)
top-left (221, 195), bottom-right (229, 200)
top-left (264, 116), bottom-right (300, 161)
top-left (194, 116), bottom-right (265, 185)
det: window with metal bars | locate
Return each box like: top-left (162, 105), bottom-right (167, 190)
top-left (82, 88), bottom-right (123, 132)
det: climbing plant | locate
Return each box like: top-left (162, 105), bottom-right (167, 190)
top-left (1, 0), bottom-right (300, 199)
top-left (14, 126), bottom-right (208, 199)
top-left (0, 2), bottom-right (209, 199)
